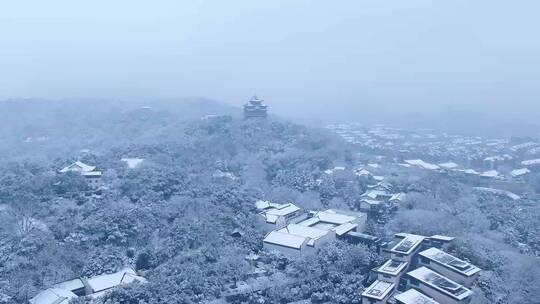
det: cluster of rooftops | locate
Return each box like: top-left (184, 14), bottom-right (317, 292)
top-left (30, 268), bottom-right (147, 304)
top-left (256, 200), bottom-right (368, 254)
top-left (255, 200), bottom-right (482, 303)
top-left (362, 233), bottom-right (481, 304)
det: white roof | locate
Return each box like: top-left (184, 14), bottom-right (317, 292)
top-left (87, 268), bottom-right (147, 293)
top-left (255, 200), bottom-right (270, 210)
top-left (480, 170), bottom-right (499, 178)
top-left (438, 162), bottom-right (458, 169)
top-left (30, 288), bottom-right (77, 304)
top-left (454, 168), bottom-right (479, 175)
top-left (407, 267), bottom-right (473, 300)
top-left (53, 278), bottom-right (84, 292)
top-left (280, 224), bottom-right (329, 240)
top-left (429, 235), bottom-right (455, 242)
top-left (511, 168), bottom-right (530, 177)
top-left (391, 233), bottom-right (425, 255)
top-left (377, 259), bottom-right (408, 276)
top-left (264, 230), bottom-right (307, 249)
top-left (473, 187), bottom-right (521, 200)
top-left (404, 159), bottom-right (439, 170)
top-left (419, 247), bottom-right (481, 277)
top-left (362, 280), bottom-right (395, 300)
top-left (362, 190), bottom-right (389, 199)
top-left (511, 142), bottom-right (538, 151)
top-left (60, 161), bottom-right (96, 173)
top-left (315, 209), bottom-right (357, 224)
top-left (334, 222), bottom-right (357, 236)
top-left (394, 289), bottom-right (439, 304)
top-left (522, 158), bottom-right (540, 166)
top-left (355, 169), bottom-right (372, 176)
top-left (265, 204), bottom-right (300, 217)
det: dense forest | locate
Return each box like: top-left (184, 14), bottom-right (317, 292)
top-left (0, 99), bottom-right (538, 304)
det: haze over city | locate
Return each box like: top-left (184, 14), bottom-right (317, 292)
top-left (1, 0), bottom-right (539, 122)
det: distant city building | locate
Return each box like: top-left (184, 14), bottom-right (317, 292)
top-left (243, 95), bottom-right (268, 119)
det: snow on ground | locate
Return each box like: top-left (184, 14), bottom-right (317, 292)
top-left (473, 187), bottom-right (521, 201)
top-left (121, 158), bottom-right (144, 169)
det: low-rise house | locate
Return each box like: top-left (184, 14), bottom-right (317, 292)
top-left (59, 161), bottom-right (102, 187)
top-left (30, 268), bottom-right (147, 304)
top-left (438, 162), bottom-right (459, 170)
top-left (359, 198), bottom-right (383, 213)
top-left (263, 209), bottom-right (367, 255)
top-left (256, 201), bottom-right (307, 229)
top-left (374, 259), bottom-right (408, 284)
top-left (393, 288), bottom-right (439, 304)
top-left (479, 170), bottom-right (501, 179)
top-left (510, 168), bottom-right (530, 178)
top-left (404, 159), bottom-right (440, 170)
top-left (405, 267), bottom-right (473, 304)
top-left (361, 280), bottom-right (395, 304)
top-left (521, 158), bottom-right (540, 170)
top-left (387, 233), bottom-right (426, 263)
top-left (388, 193), bottom-right (406, 205)
top-left (361, 190), bottom-right (393, 201)
top-left (417, 248), bottom-right (481, 286)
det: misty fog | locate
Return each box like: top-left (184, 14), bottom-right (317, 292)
top-left (1, 3), bottom-right (540, 304)
top-left (1, 0), bottom-right (539, 126)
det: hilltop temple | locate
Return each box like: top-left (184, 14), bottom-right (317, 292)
top-left (243, 95), bottom-right (268, 119)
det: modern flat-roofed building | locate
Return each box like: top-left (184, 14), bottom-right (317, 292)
top-left (389, 233), bottom-right (426, 263)
top-left (393, 288), bottom-right (439, 304)
top-left (256, 201), bottom-right (307, 229)
top-left (405, 267), bottom-right (473, 304)
top-left (374, 259), bottom-right (409, 284)
top-left (361, 280), bottom-right (395, 304)
top-left (418, 248), bottom-right (481, 286)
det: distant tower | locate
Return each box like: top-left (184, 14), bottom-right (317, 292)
top-left (243, 95), bottom-right (268, 119)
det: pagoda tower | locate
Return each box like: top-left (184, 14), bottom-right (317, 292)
top-left (243, 95), bottom-right (268, 119)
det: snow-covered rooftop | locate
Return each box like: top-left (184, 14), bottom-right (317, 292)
top-left (87, 268), bottom-right (147, 293)
top-left (438, 162), bottom-right (458, 169)
top-left (510, 168), bottom-right (530, 177)
top-left (390, 233), bottom-right (425, 255)
top-left (361, 280), bottom-right (395, 300)
top-left (419, 247), bottom-right (481, 277)
top-left (377, 259), bottom-right (408, 276)
top-left (59, 161), bottom-right (96, 173)
top-left (407, 267), bottom-right (473, 301)
top-left (473, 187), bottom-right (520, 200)
top-left (404, 159), bottom-right (440, 170)
top-left (30, 288), bottom-right (76, 304)
top-left (263, 230), bottom-right (307, 249)
top-left (393, 288), bottom-right (439, 304)
top-left (521, 158), bottom-right (540, 166)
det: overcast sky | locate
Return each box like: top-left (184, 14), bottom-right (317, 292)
top-left (1, 1), bottom-right (539, 120)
